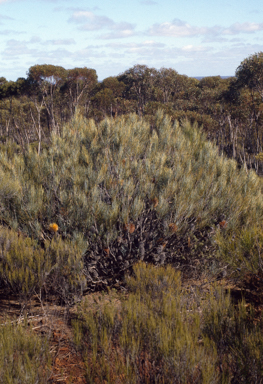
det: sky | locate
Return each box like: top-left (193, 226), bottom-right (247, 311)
top-left (0, 0), bottom-right (263, 81)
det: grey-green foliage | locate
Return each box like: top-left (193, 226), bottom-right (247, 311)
top-left (0, 226), bottom-right (47, 300)
top-left (0, 226), bottom-right (85, 305)
top-left (0, 320), bottom-right (50, 384)
top-left (0, 110), bottom-right (263, 267)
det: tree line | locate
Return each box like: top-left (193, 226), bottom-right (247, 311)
top-left (1, 52), bottom-right (263, 172)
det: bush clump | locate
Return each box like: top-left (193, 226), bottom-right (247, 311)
top-left (0, 226), bottom-right (85, 305)
top-left (0, 320), bottom-right (50, 384)
top-left (73, 262), bottom-right (263, 383)
top-left (216, 224), bottom-right (263, 276)
top-left (1, 111), bottom-right (263, 286)
top-left (74, 262), bottom-right (219, 384)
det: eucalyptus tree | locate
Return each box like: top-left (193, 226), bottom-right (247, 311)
top-left (91, 76), bottom-right (125, 118)
top-left (154, 68), bottom-right (180, 104)
top-left (0, 78), bottom-right (15, 138)
top-left (0, 77), bottom-right (31, 145)
top-left (118, 64), bottom-right (158, 116)
top-left (236, 52), bottom-right (263, 160)
top-left (236, 52), bottom-right (263, 101)
top-left (27, 64), bottom-right (67, 135)
top-left (62, 67), bottom-right (98, 118)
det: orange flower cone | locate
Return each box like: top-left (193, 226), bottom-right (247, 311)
top-left (49, 223), bottom-right (59, 233)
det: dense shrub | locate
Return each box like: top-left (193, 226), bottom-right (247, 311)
top-left (1, 111), bottom-right (263, 286)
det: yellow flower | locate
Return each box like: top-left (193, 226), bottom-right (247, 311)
top-left (49, 223), bottom-right (59, 233)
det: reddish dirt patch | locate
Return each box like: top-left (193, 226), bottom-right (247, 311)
top-left (48, 317), bottom-right (86, 383)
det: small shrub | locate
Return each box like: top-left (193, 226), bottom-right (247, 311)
top-left (202, 287), bottom-right (263, 383)
top-left (74, 263), bottom-right (219, 384)
top-left (0, 226), bottom-right (85, 306)
top-left (0, 226), bottom-right (49, 302)
top-left (45, 236), bottom-right (86, 305)
top-left (215, 224), bottom-right (263, 275)
top-left (0, 320), bottom-right (50, 384)
top-left (74, 263), bottom-right (263, 382)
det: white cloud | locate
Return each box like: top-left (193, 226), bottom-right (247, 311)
top-left (2, 39), bottom-right (37, 58)
top-left (111, 21), bottom-right (135, 31)
top-left (0, 29), bottom-right (20, 35)
top-left (201, 36), bottom-right (239, 43)
top-left (1, 39), bottom-right (76, 62)
top-left (45, 38), bottom-right (76, 45)
top-left (181, 45), bottom-right (208, 52)
top-left (108, 40), bottom-right (165, 48)
top-left (147, 19), bottom-right (263, 39)
top-left (109, 41), bottom-right (212, 61)
top-left (147, 19), bottom-right (207, 37)
top-left (69, 11), bottom-right (113, 31)
top-left (29, 36), bottom-right (42, 43)
top-left (68, 10), bottom-right (136, 39)
top-left (99, 21), bottom-right (136, 38)
top-left (5, 36), bottom-right (76, 47)
top-left (223, 22), bottom-right (263, 35)
top-left (73, 46), bottom-right (107, 59)
top-left (99, 29), bottom-right (136, 39)
top-left (35, 48), bottom-right (74, 61)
